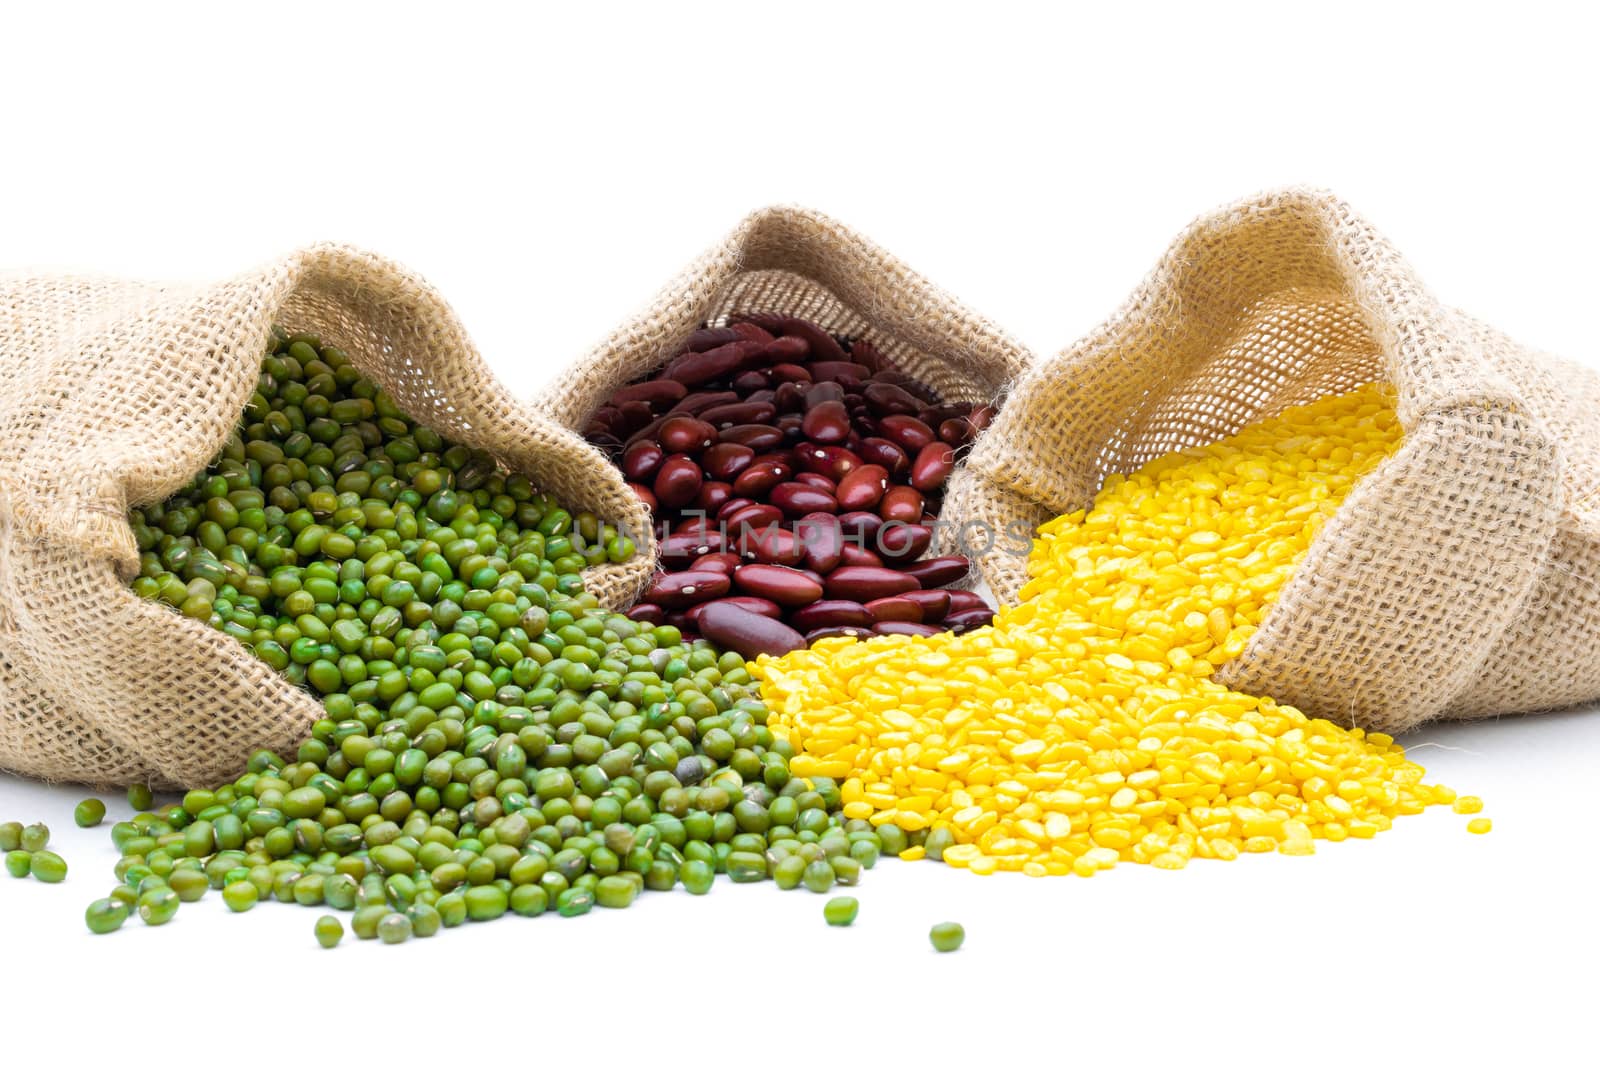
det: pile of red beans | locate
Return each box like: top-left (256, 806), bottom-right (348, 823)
top-left (583, 313), bottom-right (996, 658)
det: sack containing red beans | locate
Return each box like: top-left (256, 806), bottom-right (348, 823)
top-left (537, 207), bottom-right (1033, 655)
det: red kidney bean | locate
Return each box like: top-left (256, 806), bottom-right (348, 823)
top-left (621, 440), bottom-right (665, 482)
top-left (805, 625), bottom-right (871, 643)
top-left (614, 400), bottom-right (656, 436)
top-left (872, 621), bottom-right (943, 638)
top-left (836, 510), bottom-right (884, 543)
top-left (688, 552), bottom-right (742, 576)
top-left (724, 503), bottom-right (784, 534)
top-left (759, 335), bottom-right (810, 362)
top-left (824, 566), bottom-right (918, 601)
top-left (835, 464), bottom-right (890, 511)
top-left (673, 513), bottom-right (715, 535)
top-left (837, 544), bottom-right (883, 568)
top-left (921, 403), bottom-right (969, 424)
top-left (968, 404), bottom-right (995, 431)
top-left (878, 414), bottom-right (936, 452)
top-left (773, 382), bottom-right (807, 414)
top-left (733, 564), bottom-right (824, 608)
top-left (695, 602), bottom-right (808, 659)
top-left (791, 600), bottom-right (875, 630)
top-left (701, 443), bottom-right (756, 481)
top-left (795, 514), bottom-right (845, 574)
top-left (718, 424), bottom-right (785, 450)
top-left (770, 482), bottom-right (837, 517)
top-left (939, 418), bottom-right (973, 447)
top-left (744, 313), bottom-right (848, 361)
top-left (660, 529), bottom-right (728, 567)
top-left (731, 370), bottom-right (770, 393)
top-left (849, 338), bottom-right (882, 372)
top-left (656, 416), bottom-right (717, 454)
top-left (769, 363), bottom-right (813, 384)
top-left (877, 522), bottom-right (933, 563)
top-left (792, 472), bottom-right (836, 492)
top-left (695, 481), bottom-right (733, 513)
top-left (738, 526), bottom-right (804, 567)
top-left (745, 389), bottom-right (778, 406)
top-left (644, 570), bottom-right (731, 609)
top-left (910, 442), bottom-right (956, 492)
top-left (729, 321), bottom-right (776, 344)
top-left (900, 555), bottom-right (972, 588)
top-left (879, 485), bottom-right (924, 523)
top-left (626, 603), bottom-right (667, 624)
top-left (653, 455), bottom-right (704, 509)
top-left (863, 382), bottom-right (922, 416)
top-left (898, 589), bottom-right (952, 623)
top-left (700, 401), bottom-right (776, 427)
top-left (660, 340), bottom-right (766, 386)
top-left (804, 381), bottom-right (845, 408)
top-left (732, 460), bottom-right (791, 497)
top-left (943, 608), bottom-right (995, 633)
top-left (864, 596), bottom-right (924, 624)
top-left (685, 326), bottom-right (743, 352)
top-left (857, 437), bottom-right (909, 475)
top-left (686, 596), bottom-right (783, 624)
top-left (669, 391), bottom-right (739, 418)
top-left (613, 379), bottom-right (689, 408)
top-left (944, 590), bottom-right (989, 613)
top-left (801, 400), bottom-right (850, 444)
top-left (628, 483), bottom-right (657, 511)
top-left (810, 361), bottom-right (870, 386)
top-left (876, 371), bottom-right (938, 403)
top-left (796, 445), bottom-right (862, 481)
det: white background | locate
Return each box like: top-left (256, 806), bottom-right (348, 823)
top-left (1, 2), bottom-right (1596, 1062)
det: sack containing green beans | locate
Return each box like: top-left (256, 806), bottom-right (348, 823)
top-left (945, 186), bottom-right (1600, 733)
top-left (0, 245), bottom-right (650, 787)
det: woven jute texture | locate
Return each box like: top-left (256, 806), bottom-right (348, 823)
top-left (945, 187), bottom-right (1600, 733)
top-left (536, 206), bottom-right (1033, 561)
top-left (0, 245), bottom-right (652, 788)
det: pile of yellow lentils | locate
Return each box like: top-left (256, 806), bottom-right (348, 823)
top-left (755, 384), bottom-right (1490, 878)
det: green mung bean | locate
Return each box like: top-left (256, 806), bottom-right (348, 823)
top-left (823, 896), bottom-right (859, 926)
top-left (29, 850), bottom-right (67, 883)
top-left (0, 822), bottom-right (21, 851)
top-left (85, 898), bottom-right (130, 934)
top-left (168, 868), bottom-right (209, 902)
top-left (19, 823), bottom-right (49, 853)
top-left (314, 915), bottom-right (344, 949)
top-left (929, 922), bottom-right (965, 953)
top-left (138, 887), bottom-right (179, 925)
top-left (74, 799), bottom-right (107, 828)
top-left (4, 851), bottom-right (30, 878)
top-left (128, 785), bottom-right (154, 812)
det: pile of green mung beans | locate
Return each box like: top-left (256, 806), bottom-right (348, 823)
top-left (81, 330), bottom-right (904, 945)
top-left (1, 820), bottom-right (67, 884)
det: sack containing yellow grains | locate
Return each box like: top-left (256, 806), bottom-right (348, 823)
top-left (942, 187), bottom-right (1600, 733)
top-left (0, 246), bottom-right (650, 788)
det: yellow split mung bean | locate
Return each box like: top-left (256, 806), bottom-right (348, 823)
top-left (756, 384), bottom-right (1483, 876)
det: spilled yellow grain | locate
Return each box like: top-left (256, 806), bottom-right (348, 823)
top-left (756, 384), bottom-right (1481, 876)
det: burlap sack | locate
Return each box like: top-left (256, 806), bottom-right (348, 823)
top-left (0, 245), bottom-right (652, 788)
top-left (536, 206), bottom-right (1033, 519)
top-left (944, 187), bottom-right (1600, 733)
